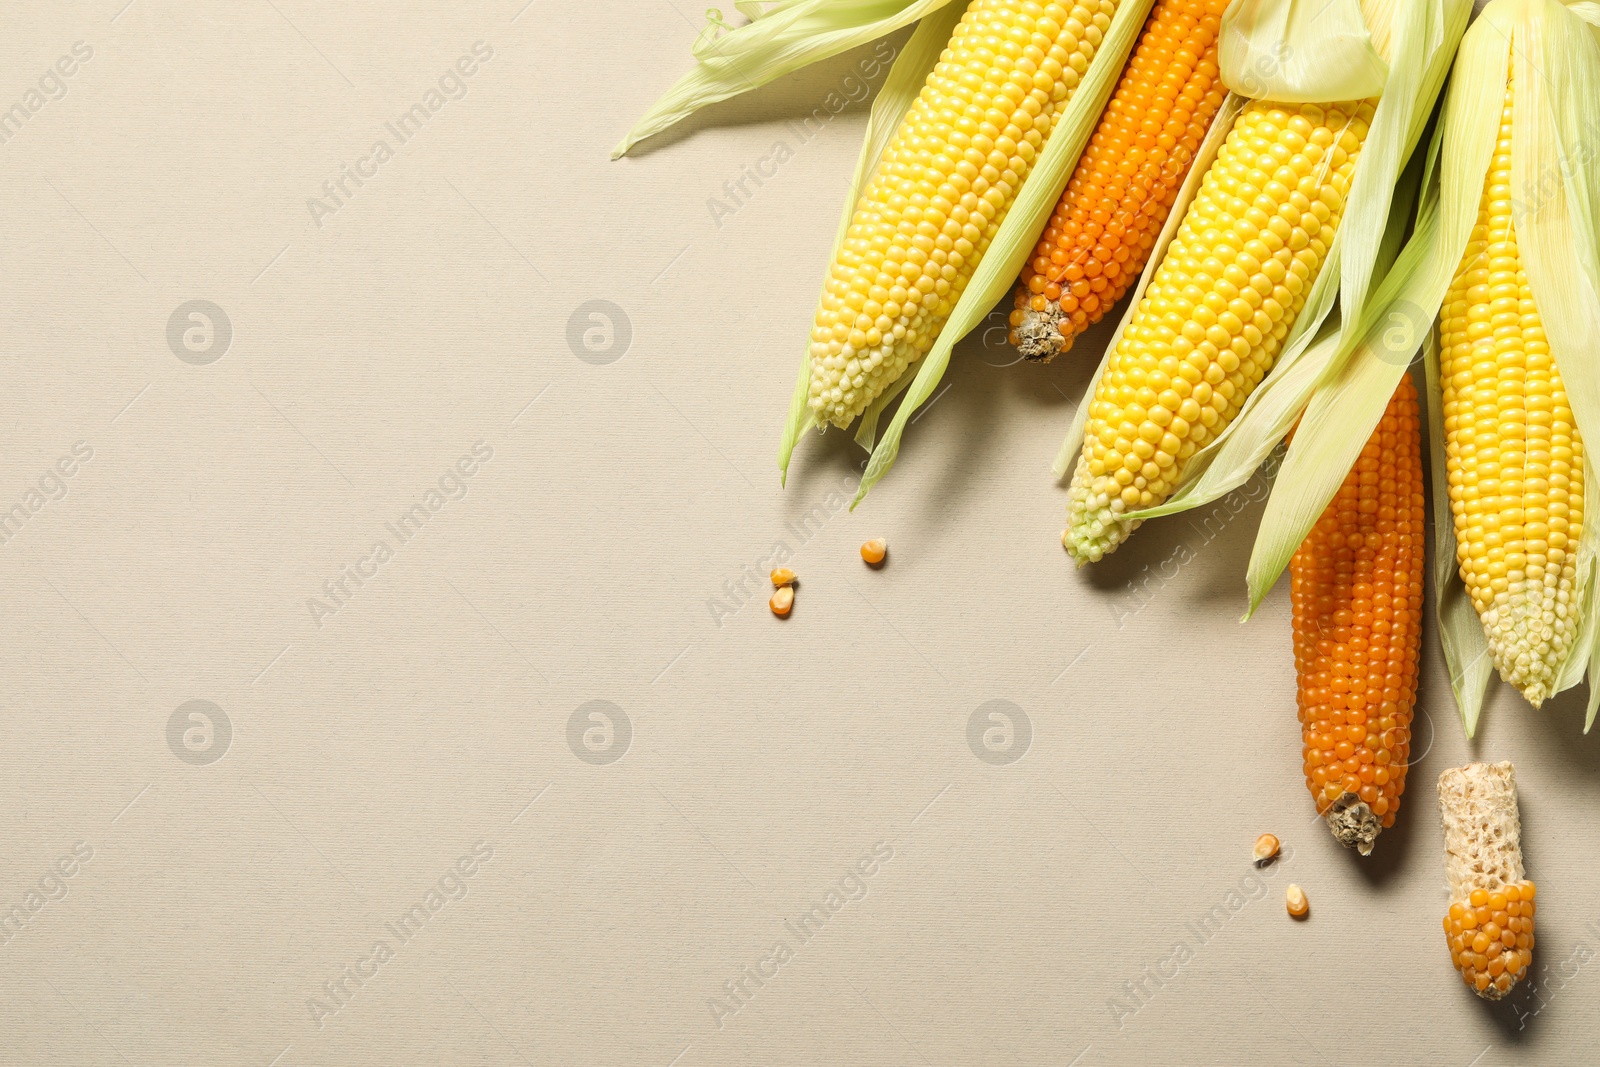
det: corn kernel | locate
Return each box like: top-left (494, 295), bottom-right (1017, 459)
top-left (861, 538), bottom-right (888, 565)
top-left (769, 586), bottom-right (794, 617)
top-left (1252, 833), bottom-right (1280, 865)
top-left (770, 567), bottom-right (797, 587)
top-left (1286, 883), bottom-right (1309, 918)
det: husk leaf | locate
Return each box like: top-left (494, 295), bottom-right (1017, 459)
top-left (614, 0), bottom-right (961, 159)
top-left (1220, 0), bottom-right (1388, 103)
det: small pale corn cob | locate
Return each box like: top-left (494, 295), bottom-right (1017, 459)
top-left (1438, 761), bottom-right (1536, 1000)
top-left (806, 0), bottom-right (1122, 429)
top-left (1290, 375), bottom-right (1424, 855)
top-left (1063, 97), bottom-right (1377, 562)
top-left (1008, 0), bottom-right (1230, 361)
top-left (1440, 64), bottom-right (1584, 707)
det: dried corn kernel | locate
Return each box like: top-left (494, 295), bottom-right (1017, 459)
top-left (1253, 833), bottom-right (1280, 865)
top-left (860, 538), bottom-right (888, 565)
top-left (1286, 883), bottom-right (1309, 918)
top-left (770, 567), bottom-right (797, 587)
top-left (770, 586), bottom-right (794, 617)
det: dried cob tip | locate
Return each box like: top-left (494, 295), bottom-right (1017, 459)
top-left (806, 0), bottom-right (1122, 429)
top-left (1326, 793), bottom-right (1381, 856)
top-left (1438, 762), bottom-right (1535, 1000)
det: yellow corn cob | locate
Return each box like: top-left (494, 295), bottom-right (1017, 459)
top-left (806, 0), bottom-right (1121, 429)
top-left (1439, 64), bottom-right (1584, 707)
top-left (1063, 97), bottom-right (1376, 561)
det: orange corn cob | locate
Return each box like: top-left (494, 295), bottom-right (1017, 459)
top-left (1289, 374), bottom-right (1424, 855)
top-left (1007, 0), bottom-right (1230, 361)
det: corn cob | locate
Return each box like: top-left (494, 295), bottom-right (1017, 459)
top-left (1290, 375), bottom-right (1424, 855)
top-left (806, 0), bottom-right (1122, 429)
top-left (1062, 96), bottom-right (1376, 562)
top-left (1008, 0), bottom-right (1229, 361)
top-left (1438, 761), bottom-right (1536, 1000)
top-left (1439, 63), bottom-right (1584, 708)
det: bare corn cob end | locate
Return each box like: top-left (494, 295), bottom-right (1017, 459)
top-left (807, 0), bottom-right (1121, 429)
top-left (1064, 98), bottom-right (1376, 562)
top-left (1009, 0), bottom-right (1229, 362)
top-left (1438, 761), bottom-right (1536, 999)
top-left (1291, 376), bottom-right (1424, 854)
top-left (1440, 61), bottom-right (1585, 707)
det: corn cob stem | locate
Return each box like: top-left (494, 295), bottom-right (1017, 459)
top-left (1438, 761), bottom-right (1536, 1000)
top-left (806, 0), bottom-right (1123, 430)
top-left (1063, 96), bottom-right (1376, 562)
top-left (1439, 62), bottom-right (1584, 707)
top-left (1008, 0), bottom-right (1229, 362)
top-left (1289, 375), bottom-right (1424, 854)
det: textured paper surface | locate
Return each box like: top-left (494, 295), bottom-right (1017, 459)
top-left (3, 3), bottom-right (1599, 1064)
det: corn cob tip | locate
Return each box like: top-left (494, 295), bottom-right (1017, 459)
top-left (1324, 792), bottom-right (1380, 856)
top-left (1063, 452), bottom-right (1138, 563)
top-left (1014, 304), bottom-right (1070, 363)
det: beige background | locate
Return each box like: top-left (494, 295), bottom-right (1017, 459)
top-left (2, 2), bottom-right (1598, 1064)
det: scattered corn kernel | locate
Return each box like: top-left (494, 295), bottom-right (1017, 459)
top-left (1286, 884), bottom-right (1309, 918)
top-left (860, 538), bottom-right (887, 565)
top-left (770, 567), bottom-right (797, 587)
top-left (769, 586), bottom-right (794, 617)
top-left (1253, 833), bottom-right (1280, 865)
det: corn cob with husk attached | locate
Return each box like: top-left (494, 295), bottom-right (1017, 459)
top-left (806, 0), bottom-right (1124, 429)
top-left (1063, 93), bottom-right (1377, 561)
top-left (1008, 0), bottom-right (1230, 361)
top-left (1439, 60), bottom-right (1585, 708)
top-left (1439, 761), bottom-right (1536, 999)
top-left (1290, 375), bottom-right (1423, 854)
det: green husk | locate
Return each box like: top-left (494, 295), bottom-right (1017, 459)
top-left (1220, 0), bottom-right (1388, 103)
top-left (613, 0), bottom-right (961, 159)
top-left (851, 0), bottom-right (1160, 506)
top-left (1080, 0), bottom-right (1469, 540)
top-left (779, 2), bottom-right (966, 478)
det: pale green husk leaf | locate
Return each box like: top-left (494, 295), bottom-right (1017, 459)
top-left (1101, 0), bottom-right (1468, 535)
top-left (777, 2), bottom-right (964, 481)
top-left (613, 0), bottom-right (960, 159)
top-left (853, 0), bottom-right (1160, 506)
top-left (1422, 322), bottom-right (1493, 736)
top-left (1219, 0), bottom-right (1388, 103)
